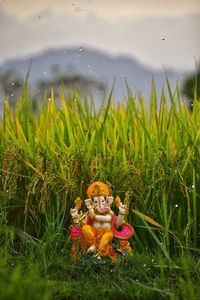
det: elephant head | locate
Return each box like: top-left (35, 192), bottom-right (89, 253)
top-left (93, 196), bottom-right (113, 214)
top-left (85, 196), bottom-right (113, 214)
top-left (85, 181), bottom-right (113, 214)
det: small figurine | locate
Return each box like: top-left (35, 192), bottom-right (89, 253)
top-left (69, 181), bottom-right (134, 263)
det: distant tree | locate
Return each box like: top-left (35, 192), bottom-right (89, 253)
top-left (182, 67), bottom-right (200, 110)
top-left (0, 69), bottom-right (22, 106)
top-left (36, 74), bottom-right (106, 100)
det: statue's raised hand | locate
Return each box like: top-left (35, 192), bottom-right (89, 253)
top-left (85, 198), bottom-right (93, 209)
top-left (119, 203), bottom-right (127, 215)
top-left (70, 208), bottom-right (82, 220)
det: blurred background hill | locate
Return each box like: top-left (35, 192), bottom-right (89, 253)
top-left (0, 47), bottom-right (191, 108)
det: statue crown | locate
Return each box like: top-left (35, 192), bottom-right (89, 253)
top-left (86, 181), bottom-right (110, 198)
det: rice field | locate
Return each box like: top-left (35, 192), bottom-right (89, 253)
top-left (0, 80), bottom-right (200, 299)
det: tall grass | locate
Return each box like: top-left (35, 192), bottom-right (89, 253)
top-left (1, 82), bottom-right (200, 299)
top-left (0, 83), bottom-right (200, 253)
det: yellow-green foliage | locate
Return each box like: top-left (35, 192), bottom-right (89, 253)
top-left (0, 84), bottom-right (200, 249)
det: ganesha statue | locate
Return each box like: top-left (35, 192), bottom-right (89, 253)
top-left (69, 181), bottom-right (134, 263)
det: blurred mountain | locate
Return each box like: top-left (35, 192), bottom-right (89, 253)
top-left (0, 47), bottom-right (188, 106)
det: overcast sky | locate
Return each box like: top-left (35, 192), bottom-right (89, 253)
top-left (0, 0), bottom-right (200, 71)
